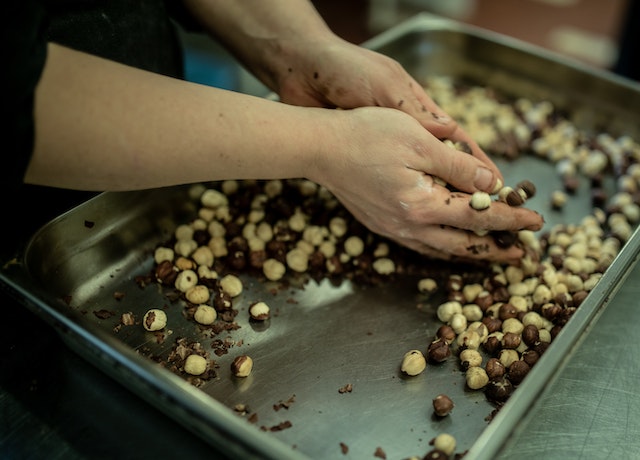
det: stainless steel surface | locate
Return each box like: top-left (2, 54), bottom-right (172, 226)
top-left (3, 13), bottom-right (640, 460)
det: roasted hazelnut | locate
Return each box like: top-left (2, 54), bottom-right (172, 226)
top-left (431, 433), bottom-right (456, 456)
top-left (516, 180), bottom-right (537, 199)
top-left (491, 230), bottom-right (518, 249)
top-left (485, 357), bottom-right (506, 380)
top-left (231, 355), bottom-right (253, 377)
top-left (263, 258), bottom-right (286, 281)
top-left (498, 303), bottom-right (518, 320)
top-left (155, 260), bottom-right (178, 286)
top-left (482, 316), bottom-right (503, 334)
top-left (508, 360), bottom-right (531, 385)
top-left (485, 377), bottom-right (514, 403)
top-left (435, 325), bottom-right (456, 344)
top-left (505, 189), bottom-right (525, 207)
top-left (427, 338), bottom-right (451, 364)
top-left (219, 274), bottom-right (243, 297)
top-left (521, 324), bottom-right (540, 347)
top-left (483, 335), bottom-right (502, 355)
top-left (401, 350), bottom-right (427, 376)
top-left (459, 349), bottom-right (483, 370)
top-left (521, 349), bottom-right (540, 367)
top-left (186, 285), bottom-right (210, 304)
top-left (212, 289), bottom-right (232, 311)
top-left (501, 332), bottom-right (521, 349)
top-left (193, 305), bottom-right (217, 325)
top-left (432, 394), bottom-right (454, 417)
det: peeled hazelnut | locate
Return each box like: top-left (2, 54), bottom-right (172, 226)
top-left (249, 301), bottom-right (270, 321)
top-left (469, 191), bottom-right (491, 211)
top-left (194, 305), bottom-right (217, 325)
top-left (185, 285), bottom-right (210, 304)
top-left (432, 433), bottom-right (456, 456)
top-left (143, 308), bottom-right (167, 331)
top-left (231, 355), bottom-right (253, 377)
top-left (220, 274), bottom-right (243, 297)
top-left (184, 354), bottom-right (208, 376)
top-left (432, 394), bottom-right (454, 417)
top-left (400, 350), bottom-right (427, 376)
top-left (466, 366), bottom-right (489, 390)
top-left (263, 258), bottom-right (286, 281)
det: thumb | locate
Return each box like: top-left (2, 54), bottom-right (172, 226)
top-left (426, 141), bottom-right (501, 194)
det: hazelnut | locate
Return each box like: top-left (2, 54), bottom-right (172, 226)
top-left (485, 357), bottom-right (506, 380)
top-left (508, 360), bottom-right (531, 385)
top-left (263, 258), bottom-right (286, 281)
top-left (185, 285), bottom-right (210, 304)
top-left (469, 191), bottom-right (492, 211)
top-left (505, 189), bottom-right (525, 207)
top-left (418, 278), bottom-right (438, 294)
top-left (427, 339), bottom-right (451, 363)
top-left (231, 355), bottom-right (253, 377)
top-left (465, 366), bottom-right (489, 390)
top-left (485, 377), bottom-right (514, 403)
top-left (193, 305), bottom-right (217, 325)
top-left (400, 350), bottom-right (427, 376)
top-left (435, 325), bottom-right (456, 344)
top-left (154, 246), bottom-right (174, 264)
top-left (143, 308), bottom-right (167, 331)
top-left (501, 332), bottom-right (521, 349)
top-left (175, 269), bottom-right (198, 293)
top-left (155, 260), bottom-right (178, 286)
top-left (521, 324), bottom-right (540, 347)
top-left (432, 394), bottom-right (454, 417)
top-left (184, 354), bottom-right (208, 376)
top-left (249, 301), bottom-right (270, 321)
top-left (219, 274), bottom-right (243, 297)
top-left (516, 180), bottom-right (536, 199)
top-left (459, 349), bottom-right (483, 369)
top-left (432, 433), bottom-right (456, 456)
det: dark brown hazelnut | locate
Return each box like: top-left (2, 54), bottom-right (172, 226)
top-left (483, 335), bottom-right (502, 355)
top-left (249, 249), bottom-right (267, 269)
top-left (572, 290), bottom-right (589, 307)
top-left (498, 303), bottom-right (518, 320)
top-left (533, 341), bottom-right (550, 355)
top-left (502, 332), bottom-right (521, 349)
top-left (485, 357), bottom-right (506, 380)
top-left (447, 291), bottom-right (465, 303)
top-left (521, 349), bottom-right (540, 367)
top-left (432, 394), bottom-right (454, 417)
top-left (505, 190), bottom-right (525, 207)
top-left (482, 316), bottom-right (503, 334)
top-left (212, 289), bottom-right (233, 311)
top-left (435, 325), bottom-right (456, 344)
top-left (541, 303), bottom-right (562, 320)
top-left (427, 338), bottom-right (451, 364)
top-left (516, 180), bottom-right (537, 198)
top-left (447, 274), bottom-right (463, 291)
top-left (521, 324), bottom-right (540, 347)
top-left (155, 260), bottom-right (178, 286)
top-left (554, 292), bottom-right (573, 308)
top-left (485, 377), bottom-right (514, 403)
top-left (491, 230), bottom-right (518, 249)
top-left (475, 291), bottom-right (494, 311)
top-left (508, 360), bottom-right (531, 385)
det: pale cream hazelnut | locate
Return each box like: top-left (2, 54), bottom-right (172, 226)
top-left (249, 301), bottom-right (270, 321)
top-left (194, 305), bottom-right (217, 325)
top-left (465, 366), bottom-right (489, 390)
top-left (184, 354), bottom-right (208, 376)
top-left (220, 274), bottom-right (243, 297)
top-left (302, 225), bottom-right (325, 246)
top-left (256, 222), bottom-right (273, 242)
top-left (174, 224), bottom-right (194, 241)
top-left (373, 242), bottom-right (390, 258)
top-left (296, 239), bottom-right (315, 255)
top-left (207, 220), bottom-right (226, 238)
top-left (208, 236), bottom-right (228, 258)
top-left (502, 317), bottom-right (524, 335)
top-left (248, 237), bottom-right (266, 251)
top-left (469, 191), bottom-right (491, 210)
top-left (264, 179), bottom-right (283, 198)
top-left (329, 217), bottom-right (348, 238)
top-left (198, 207), bottom-right (216, 222)
top-left (263, 258), bottom-right (286, 281)
top-left (174, 239), bottom-right (197, 258)
top-left (372, 258), bottom-right (395, 275)
top-left (286, 248), bottom-right (309, 273)
top-left (143, 309), bottom-right (167, 331)
top-left (201, 188), bottom-right (228, 208)
top-left (318, 240), bottom-right (336, 258)
top-left (461, 304), bottom-right (483, 322)
top-left (417, 278), bottom-right (438, 294)
top-left (449, 313), bottom-right (467, 335)
top-left (154, 247), bottom-right (174, 264)
top-left (499, 349), bottom-right (520, 368)
top-left (344, 236), bottom-right (364, 257)
top-left (192, 246), bottom-right (214, 268)
top-left (197, 265), bottom-right (218, 280)
top-left (462, 283), bottom-right (483, 303)
top-left (460, 349), bottom-right (483, 368)
top-left (186, 285), bottom-right (210, 304)
top-left (432, 433), bottom-right (456, 456)
top-left (400, 350), bottom-right (427, 376)
top-left (437, 301), bottom-right (462, 323)
top-left (221, 180), bottom-right (238, 195)
top-left (175, 269), bottom-right (198, 292)
top-left (288, 211), bottom-right (307, 232)
top-left (191, 218), bottom-right (207, 231)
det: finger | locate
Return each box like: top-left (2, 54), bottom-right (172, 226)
top-left (418, 139), bottom-right (501, 194)
top-left (398, 225), bottom-right (528, 265)
top-left (414, 188), bottom-right (544, 233)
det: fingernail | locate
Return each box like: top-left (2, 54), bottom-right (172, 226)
top-left (474, 167), bottom-right (494, 191)
top-left (431, 112), bottom-right (451, 124)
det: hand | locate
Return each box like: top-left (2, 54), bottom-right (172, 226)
top-left (312, 107), bottom-right (544, 264)
top-left (277, 37), bottom-right (500, 181)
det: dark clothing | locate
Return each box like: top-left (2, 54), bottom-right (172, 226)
top-left (3, 0), bottom-right (191, 253)
top-left (614, 0), bottom-right (640, 81)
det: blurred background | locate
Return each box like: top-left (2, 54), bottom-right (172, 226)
top-left (180, 0), bottom-right (635, 97)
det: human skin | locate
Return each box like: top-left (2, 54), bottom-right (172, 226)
top-left (26, 1), bottom-right (543, 263)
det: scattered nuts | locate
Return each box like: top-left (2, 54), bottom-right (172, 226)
top-left (432, 394), bottom-right (454, 417)
top-left (400, 350), bottom-right (427, 376)
top-left (231, 355), bottom-right (253, 377)
top-left (184, 354), bottom-right (208, 376)
top-left (249, 301), bottom-right (270, 321)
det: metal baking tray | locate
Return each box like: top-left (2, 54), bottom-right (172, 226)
top-left (3, 13), bottom-right (640, 460)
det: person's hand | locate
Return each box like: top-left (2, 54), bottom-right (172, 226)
top-left (310, 107), bottom-right (543, 264)
top-left (277, 37), bottom-right (500, 181)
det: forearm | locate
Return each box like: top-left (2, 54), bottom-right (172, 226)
top-left (27, 43), bottom-right (334, 191)
top-left (182, 0), bottom-right (336, 93)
